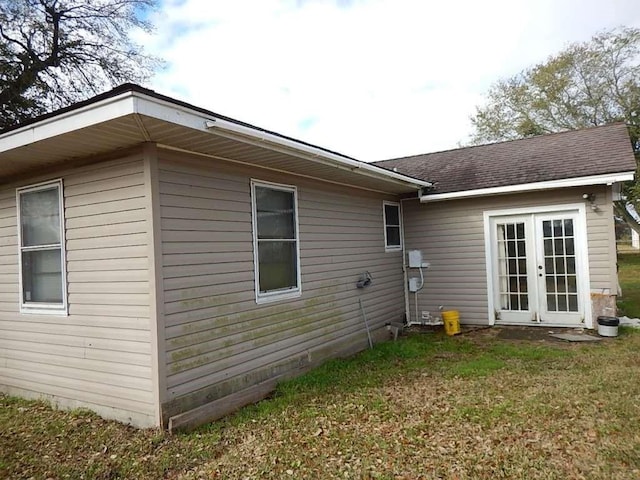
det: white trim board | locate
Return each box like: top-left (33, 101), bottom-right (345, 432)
top-left (421, 172), bottom-right (635, 203)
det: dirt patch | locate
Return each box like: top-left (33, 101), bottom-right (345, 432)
top-left (495, 326), bottom-right (586, 342)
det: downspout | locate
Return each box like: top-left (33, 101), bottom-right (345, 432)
top-left (400, 197), bottom-right (411, 324)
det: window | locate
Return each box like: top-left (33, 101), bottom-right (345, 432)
top-left (383, 201), bottom-right (402, 251)
top-left (17, 180), bottom-right (67, 314)
top-left (251, 180), bottom-right (301, 302)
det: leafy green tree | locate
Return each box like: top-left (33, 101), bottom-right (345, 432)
top-left (470, 27), bottom-right (640, 232)
top-left (0, 0), bottom-right (161, 129)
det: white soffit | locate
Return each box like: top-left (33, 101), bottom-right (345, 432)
top-left (420, 171), bottom-right (636, 203)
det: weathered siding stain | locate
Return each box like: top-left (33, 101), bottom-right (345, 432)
top-left (403, 186), bottom-right (615, 325)
top-left (0, 153), bottom-right (156, 427)
top-left (158, 149), bottom-right (405, 421)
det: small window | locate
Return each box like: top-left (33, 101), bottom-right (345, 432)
top-left (17, 180), bottom-right (67, 314)
top-left (251, 180), bottom-right (301, 303)
top-left (383, 201), bottom-right (402, 251)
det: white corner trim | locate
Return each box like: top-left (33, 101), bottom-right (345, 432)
top-left (420, 172), bottom-right (636, 203)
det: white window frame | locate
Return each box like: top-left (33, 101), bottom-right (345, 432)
top-left (383, 201), bottom-right (402, 251)
top-left (251, 179), bottom-right (302, 304)
top-left (17, 179), bottom-right (68, 315)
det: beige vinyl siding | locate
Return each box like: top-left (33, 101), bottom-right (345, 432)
top-left (158, 149), bottom-right (404, 420)
top-left (403, 185), bottom-right (615, 325)
top-left (0, 153), bottom-right (156, 427)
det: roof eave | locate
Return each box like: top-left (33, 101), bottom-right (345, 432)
top-left (0, 88), bottom-right (430, 193)
top-left (419, 171), bottom-right (636, 203)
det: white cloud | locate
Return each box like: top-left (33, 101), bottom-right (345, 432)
top-left (136, 0), bottom-right (640, 160)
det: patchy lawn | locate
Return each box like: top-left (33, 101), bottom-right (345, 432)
top-left (2, 329), bottom-right (640, 479)
top-left (618, 251), bottom-right (640, 318)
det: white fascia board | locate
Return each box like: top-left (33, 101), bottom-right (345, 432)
top-left (0, 92), bottom-right (138, 152)
top-left (420, 171), bottom-right (636, 203)
top-left (204, 118), bottom-right (432, 190)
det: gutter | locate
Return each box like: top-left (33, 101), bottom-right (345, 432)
top-left (205, 118), bottom-right (431, 191)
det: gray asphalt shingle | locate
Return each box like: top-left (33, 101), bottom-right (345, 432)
top-left (374, 123), bottom-right (636, 194)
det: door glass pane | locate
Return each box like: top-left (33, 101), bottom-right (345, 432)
top-left (565, 238), bottom-right (575, 255)
top-left (554, 239), bottom-right (564, 255)
top-left (555, 257), bottom-right (565, 274)
top-left (567, 276), bottom-right (577, 293)
top-left (545, 257), bottom-right (555, 273)
top-left (517, 241), bottom-right (526, 256)
top-left (564, 219), bottom-right (573, 236)
top-left (518, 259), bottom-right (527, 274)
top-left (546, 276), bottom-right (556, 292)
top-left (543, 221), bottom-right (551, 238)
top-left (516, 223), bottom-right (525, 239)
top-left (547, 295), bottom-right (557, 311)
top-left (568, 295), bottom-right (578, 311)
top-left (553, 219), bottom-right (563, 237)
top-left (20, 186), bottom-right (61, 246)
top-left (510, 294), bottom-right (519, 310)
top-left (506, 224), bottom-right (515, 240)
top-left (507, 241), bottom-right (516, 257)
top-left (556, 277), bottom-right (566, 293)
top-left (566, 257), bottom-right (576, 274)
top-left (544, 239), bottom-right (553, 256)
top-left (520, 295), bottom-right (529, 310)
top-left (519, 276), bottom-right (528, 293)
top-left (557, 295), bottom-right (568, 311)
top-left (22, 249), bottom-right (62, 303)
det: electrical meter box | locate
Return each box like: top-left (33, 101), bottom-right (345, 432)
top-left (408, 250), bottom-right (423, 268)
top-left (409, 277), bottom-right (421, 292)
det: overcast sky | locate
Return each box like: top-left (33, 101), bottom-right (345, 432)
top-left (138, 0), bottom-right (640, 161)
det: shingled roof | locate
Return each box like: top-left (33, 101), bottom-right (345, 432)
top-left (374, 123), bottom-right (636, 195)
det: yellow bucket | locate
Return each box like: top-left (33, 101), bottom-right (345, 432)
top-left (442, 310), bottom-right (461, 336)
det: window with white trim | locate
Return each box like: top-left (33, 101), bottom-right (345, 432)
top-left (251, 180), bottom-right (301, 302)
top-left (383, 201), bottom-right (402, 251)
top-left (17, 180), bottom-right (67, 313)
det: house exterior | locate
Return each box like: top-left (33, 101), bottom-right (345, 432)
top-left (0, 85), bottom-right (635, 429)
top-left (376, 125), bottom-right (636, 329)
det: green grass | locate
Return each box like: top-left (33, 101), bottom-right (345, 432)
top-left (618, 252), bottom-right (640, 318)
top-left (3, 329), bottom-right (640, 479)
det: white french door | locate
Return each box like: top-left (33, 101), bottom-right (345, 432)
top-left (489, 209), bottom-right (588, 327)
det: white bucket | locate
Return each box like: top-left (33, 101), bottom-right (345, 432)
top-left (597, 316), bottom-right (619, 337)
